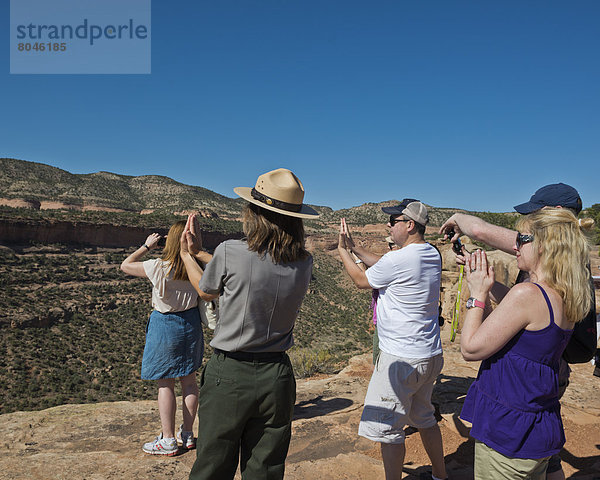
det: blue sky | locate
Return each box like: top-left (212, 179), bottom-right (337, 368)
top-left (2, 1), bottom-right (599, 212)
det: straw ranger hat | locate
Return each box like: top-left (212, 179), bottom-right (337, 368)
top-left (234, 168), bottom-right (320, 219)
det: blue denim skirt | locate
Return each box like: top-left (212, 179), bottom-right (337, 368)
top-left (141, 308), bottom-right (204, 380)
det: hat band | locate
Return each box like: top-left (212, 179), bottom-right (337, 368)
top-left (251, 188), bottom-right (302, 213)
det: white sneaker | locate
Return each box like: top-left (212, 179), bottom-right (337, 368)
top-left (176, 424), bottom-right (196, 450)
top-left (142, 433), bottom-right (178, 456)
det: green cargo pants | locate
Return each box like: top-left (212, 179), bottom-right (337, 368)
top-left (189, 350), bottom-right (296, 480)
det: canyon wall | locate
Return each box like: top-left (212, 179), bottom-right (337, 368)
top-left (0, 219), bottom-right (241, 249)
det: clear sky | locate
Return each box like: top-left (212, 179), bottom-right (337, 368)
top-left (2, 1), bottom-right (599, 212)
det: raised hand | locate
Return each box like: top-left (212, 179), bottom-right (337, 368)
top-left (144, 233), bottom-right (161, 250)
top-left (180, 225), bottom-right (190, 254)
top-left (465, 249), bottom-right (494, 299)
top-left (190, 213), bottom-right (203, 252)
top-left (340, 218), bottom-right (356, 250)
top-left (183, 213), bottom-right (203, 255)
top-left (338, 218), bottom-right (347, 250)
top-left (439, 215), bottom-right (462, 242)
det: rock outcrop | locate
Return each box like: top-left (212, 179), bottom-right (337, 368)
top-left (2, 333), bottom-right (599, 480)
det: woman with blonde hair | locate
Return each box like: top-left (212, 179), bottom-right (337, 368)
top-left (180, 168), bottom-right (318, 480)
top-left (121, 220), bottom-right (210, 456)
top-left (459, 208), bottom-right (594, 479)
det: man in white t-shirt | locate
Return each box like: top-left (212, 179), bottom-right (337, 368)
top-left (338, 199), bottom-right (446, 480)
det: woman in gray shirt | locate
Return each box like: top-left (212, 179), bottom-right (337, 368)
top-left (180, 168), bottom-right (318, 480)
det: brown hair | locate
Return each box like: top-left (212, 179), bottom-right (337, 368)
top-left (160, 220), bottom-right (190, 281)
top-left (243, 203), bottom-right (309, 263)
top-left (516, 208), bottom-right (594, 323)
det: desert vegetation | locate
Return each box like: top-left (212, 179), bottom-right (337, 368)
top-left (2, 158), bottom-right (597, 415)
top-left (1, 244), bottom-right (154, 412)
top-left (0, 243), bottom-right (371, 414)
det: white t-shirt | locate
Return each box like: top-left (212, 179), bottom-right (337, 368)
top-left (143, 258), bottom-right (199, 313)
top-left (365, 243), bottom-right (442, 359)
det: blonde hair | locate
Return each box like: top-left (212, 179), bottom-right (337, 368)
top-left (160, 220), bottom-right (190, 281)
top-left (516, 208), bottom-right (594, 322)
top-left (243, 203), bottom-right (309, 264)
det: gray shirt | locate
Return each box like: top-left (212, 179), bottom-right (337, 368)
top-left (199, 239), bottom-right (313, 352)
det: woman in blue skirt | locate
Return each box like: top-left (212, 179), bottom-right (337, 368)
top-left (121, 220), bottom-right (212, 456)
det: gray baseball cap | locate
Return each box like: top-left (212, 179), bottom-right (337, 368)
top-left (382, 198), bottom-right (428, 226)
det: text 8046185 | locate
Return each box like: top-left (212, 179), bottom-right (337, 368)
top-left (17, 42), bottom-right (67, 52)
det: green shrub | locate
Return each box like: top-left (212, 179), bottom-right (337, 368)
top-left (288, 347), bottom-right (336, 378)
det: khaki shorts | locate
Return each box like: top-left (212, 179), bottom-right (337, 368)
top-left (474, 440), bottom-right (550, 480)
top-left (358, 351), bottom-right (443, 444)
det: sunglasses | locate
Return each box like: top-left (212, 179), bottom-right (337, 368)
top-left (389, 216), bottom-right (411, 227)
top-left (516, 232), bottom-right (534, 248)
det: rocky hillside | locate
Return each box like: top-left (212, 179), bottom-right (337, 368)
top-left (1, 157), bottom-right (516, 230)
top-left (0, 158), bottom-right (243, 216)
top-left (0, 157), bottom-right (514, 250)
top-left (1, 158), bottom-right (599, 478)
top-left (1, 158), bottom-right (598, 418)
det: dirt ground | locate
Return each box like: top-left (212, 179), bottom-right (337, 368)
top-left (2, 234), bottom-right (598, 478)
top-left (1, 327), bottom-right (598, 480)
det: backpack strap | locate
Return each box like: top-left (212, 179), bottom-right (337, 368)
top-left (428, 243), bottom-right (444, 327)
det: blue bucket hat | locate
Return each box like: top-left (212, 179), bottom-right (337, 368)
top-left (513, 183), bottom-right (582, 215)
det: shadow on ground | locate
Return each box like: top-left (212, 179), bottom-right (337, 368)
top-left (293, 395), bottom-right (354, 420)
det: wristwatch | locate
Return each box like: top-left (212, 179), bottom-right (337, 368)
top-left (466, 297), bottom-right (485, 309)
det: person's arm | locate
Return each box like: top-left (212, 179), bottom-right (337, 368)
top-left (180, 251), bottom-right (218, 301)
top-left (460, 250), bottom-right (532, 361)
top-left (120, 233), bottom-right (160, 278)
top-left (440, 213), bottom-right (516, 255)
top-left (350, 252), bottom-right (367, 272)
top-left (338, 219), bottom-right (371, 289)
top-left (193, 250), bottom-right (213, 266)
top-left (350, 244), bottom-right (383, 267)
top-left (341, 218), bottom-right (382, 267)
top-left (339, 246), bottom-right (372, 289)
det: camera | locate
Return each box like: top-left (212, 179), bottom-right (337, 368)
top-left (157, 235), bottom-right (166, 247)
top-left (447, 229), bottom-right (462, 255)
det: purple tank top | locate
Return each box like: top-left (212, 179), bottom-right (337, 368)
top-left (460, 284), bottom-right (573, 459)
